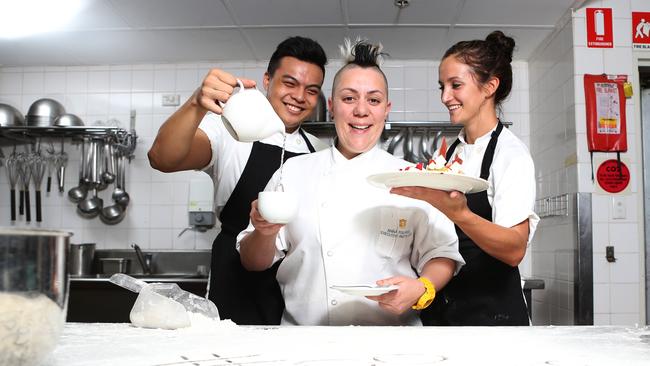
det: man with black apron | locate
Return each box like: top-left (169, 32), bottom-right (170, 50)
top-left (210, 132), bottom-right (315, 325)
top-left (148, 36), bottom-right (328, 325)
top-left (421, 122), bottom-right (530, 326)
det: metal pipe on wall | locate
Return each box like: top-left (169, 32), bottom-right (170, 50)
top-left (575, 192), bottom-right (594, 325)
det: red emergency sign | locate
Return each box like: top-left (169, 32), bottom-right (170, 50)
top-left (596, 159), bottom-right (630, 193)
top-left (633, 12), bottom-right (650, 50)
top-left (586, 8), bottom-right (613, 48)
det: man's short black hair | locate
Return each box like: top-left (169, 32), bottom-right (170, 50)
top-left (266, 36), bottom-right (327, 78)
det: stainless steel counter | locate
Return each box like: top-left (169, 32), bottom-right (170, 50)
top-left (47, 323), bottom-right (650, 365)
top-left (70, 275), bottom-right (208, 283)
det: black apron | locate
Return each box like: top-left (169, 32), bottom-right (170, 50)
top-left (208, 130), bottom-right (315, 325)
top-left (421, 122), bottom-right (530, 326)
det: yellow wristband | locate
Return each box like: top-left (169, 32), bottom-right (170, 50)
top-left (411, 277), bottom-right (436, 310)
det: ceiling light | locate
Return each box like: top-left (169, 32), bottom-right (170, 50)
top-left (394, 0), bottom-right (410, 9)
top-left (0, 0), bottom-right (86, 39)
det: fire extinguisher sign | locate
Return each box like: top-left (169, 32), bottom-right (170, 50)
top-left (586, 8), bottom-right (613, 48)
top-left (633, 12), bottom-right (650, 50)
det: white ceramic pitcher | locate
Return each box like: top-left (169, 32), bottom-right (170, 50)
top-left (219, 79), bottom-right (285, 142)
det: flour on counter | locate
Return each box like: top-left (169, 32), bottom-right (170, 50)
top-left (184, 312), bottom-right (237, 332)
top-left (129, 286), bottom-right (191, 330)
top-left (0, 293), bottom-right (64, 366)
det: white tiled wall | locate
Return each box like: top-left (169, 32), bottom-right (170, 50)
top-left (529, 0), bottom-right (647, 326)
top-left (573, 0), bottom-right (645, 326)
top-left (528, 9), bottom-right (577, 325)
top-left (0, 54), bottom-right (532, 257)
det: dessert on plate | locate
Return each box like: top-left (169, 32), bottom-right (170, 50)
top-left (400, 138), bottom-right (464, 174)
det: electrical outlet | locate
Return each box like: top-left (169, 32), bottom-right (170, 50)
top-left (162, 94), bottom-right (180, 106)
top-left (612, 196), bottom-right (626, 219)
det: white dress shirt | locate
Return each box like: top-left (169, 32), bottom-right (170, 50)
top-left (198, 112), bottom-right (328, 218)
top-left (446, 125), bottom-right (540, 243)
top-left (237, 145), bottom-right (464, 326)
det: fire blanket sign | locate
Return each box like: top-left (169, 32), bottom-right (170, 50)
top-left (586, 8), bottom-right (613, 48)
top-left (633, 12), bottom-right (650, 50)
top-left (584, 74), bottom-right (627, 152)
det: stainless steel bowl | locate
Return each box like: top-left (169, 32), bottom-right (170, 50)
top-left (0, 228), bottom-right (71, 366)
top-left (26, 98), bottom-right (66, 127)
top-left (54, 113), bottom-right (84, 127)
top-left (0, 103), bottom-right (25, 126)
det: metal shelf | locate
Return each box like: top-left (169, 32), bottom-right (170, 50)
top-left (0, 126), bottom-right (126, 140)
top-left (301, 120), bottom-right (512, 135)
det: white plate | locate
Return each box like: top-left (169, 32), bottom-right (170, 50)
top-left (367, 171), bottom-right (489, 194)
top-left (330, 285), bottom-right (399, 296)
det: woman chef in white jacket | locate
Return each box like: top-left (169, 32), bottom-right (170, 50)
top-left (237, 39), bottom-right (464, 326)
top-left (392, 31), bottom-right (539, 326)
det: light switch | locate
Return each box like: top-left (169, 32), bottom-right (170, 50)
top-left (162, 94), bottom-right (180, 106)
top-left (611, 196), bottom-right (626, 219)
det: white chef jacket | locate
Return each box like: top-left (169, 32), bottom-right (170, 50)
top-left (237, 145), bottom-right (464, 326)
top-left (198, 112), bottom-right (328, 218)
top-left (445, 125), bottom-right (540, 243)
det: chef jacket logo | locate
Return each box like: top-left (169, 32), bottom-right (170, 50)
top-left (380, 218), bottom-right (412, 239)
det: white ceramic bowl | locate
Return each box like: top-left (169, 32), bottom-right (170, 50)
top-left (257, 191), bottom-right (298, 224)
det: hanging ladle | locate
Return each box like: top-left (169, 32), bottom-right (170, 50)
top-left (112, 153), bottom-right (130, 208)
top-left (100, 153), bottom-right (126, 225)
top-left (431, 130), bottom-right (443, 156)
top-left (387, 128), bottom-right (405, 155)
top-left (101, 139), bottom-right (116, 184)
top-left (420, 129), bottom-right (433, 161)
top-left (77, 140), bottom-right (103, 218)
top-left (403, 127), bottom-right (418, 163)
top-left (68, 138), bottom-right (89, 202)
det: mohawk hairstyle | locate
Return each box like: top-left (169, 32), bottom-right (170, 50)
top-left (339, 37), bottom-right (387, 67)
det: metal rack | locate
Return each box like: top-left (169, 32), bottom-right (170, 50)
top-left (0, 126), bottom-right (127, 143)
top-left (301, 120), bottom-right (512, 135)
top-left (535, 194), bottom-right (570, 218)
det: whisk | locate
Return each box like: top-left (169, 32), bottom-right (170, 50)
top-left (17, 154), bottom-right (32, 222)
top-left (31, 155), bottom-right (47, 222)
top-left (4, 149), bottom-right (20, 221)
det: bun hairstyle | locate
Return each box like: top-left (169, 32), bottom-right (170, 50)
top-left (333, 37), bottom-right (389, 93)
top-left (339, 37), bottom-right (387, 67)
top-left (443, 30), bottom-right (515, 106)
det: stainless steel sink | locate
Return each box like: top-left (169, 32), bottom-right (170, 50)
top-left (88, 249), bottom-right (211, 277)
top-left (80, 273), bottom-right (207, 279)
top-left (129, 274), bottom-right (208, 280)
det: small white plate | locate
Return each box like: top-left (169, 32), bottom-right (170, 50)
top-left (330, 285), bottom-right (399, 296)
top-left (367, 171), bottom-right (489, 194)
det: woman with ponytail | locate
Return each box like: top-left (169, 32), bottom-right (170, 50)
top-left (392, 31), bottom-right (539, 326)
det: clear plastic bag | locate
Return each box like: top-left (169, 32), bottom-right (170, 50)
top-left (130, 284), bottom-right (190, 330)
top-left (110, 274), bottom-right (220, 330)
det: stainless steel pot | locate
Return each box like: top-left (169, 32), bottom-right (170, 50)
top-left (0, 228), bottom-right (70, 307)
top-left (69, 243), bottom-right (96, 276)
top-left (0, 228), bottom-right (71, 366)
top-left (100, 257), bottom-right (130, 275)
